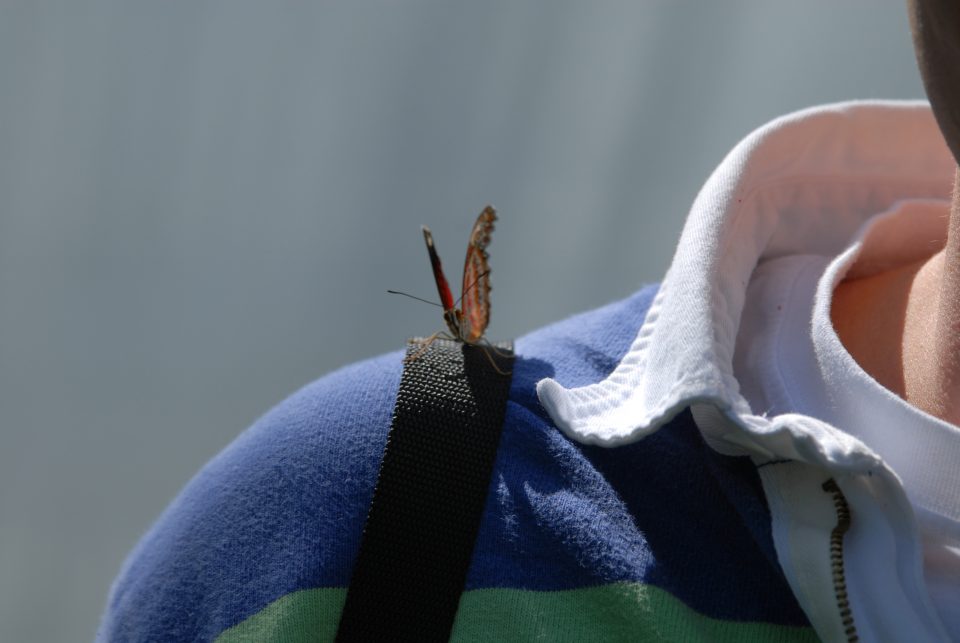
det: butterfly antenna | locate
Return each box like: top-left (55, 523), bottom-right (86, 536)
top-left (387, 290), bottom-right (443, 307)
top-left (454, 269), bottom-right (491, 307)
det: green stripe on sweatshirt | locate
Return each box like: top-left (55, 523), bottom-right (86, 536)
top-left (215, 583), bottom-right (818, 642)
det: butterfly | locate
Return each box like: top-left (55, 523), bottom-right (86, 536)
top-left (391, 206), bottom-right (509, 373)
top-left (422, 205), bottom-right (496, 344)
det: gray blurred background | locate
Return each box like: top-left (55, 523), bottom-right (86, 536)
top-left (0, 1), bottom-right (925, 640)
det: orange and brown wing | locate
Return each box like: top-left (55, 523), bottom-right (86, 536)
top-left (459, 205), bottom-right (496, 342)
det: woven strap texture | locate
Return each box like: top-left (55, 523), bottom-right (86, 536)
top-left (335, 338), bottom-right (515, 643)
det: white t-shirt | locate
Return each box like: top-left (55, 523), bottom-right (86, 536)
top-left (734, 199), bottom-right (960, 635)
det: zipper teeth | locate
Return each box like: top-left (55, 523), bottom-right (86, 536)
top-left (822, 478), bottom-right (859, 643)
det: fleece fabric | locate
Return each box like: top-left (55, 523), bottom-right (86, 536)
top-left (97, 285), bottom-right (815, 642)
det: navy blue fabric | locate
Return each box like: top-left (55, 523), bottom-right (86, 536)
top-left (97, 285), bottom-right (809, 642)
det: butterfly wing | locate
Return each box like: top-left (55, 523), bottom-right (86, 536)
top-left (460, 205), bottom-right (496, 342)
top-left (422, 225), bottom-right (456, 312)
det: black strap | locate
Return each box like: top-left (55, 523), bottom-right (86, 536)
top-left (335, 338), bottom-right (514, 643)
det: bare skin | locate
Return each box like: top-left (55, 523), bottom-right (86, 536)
top-left (832, 172), bottom-right (960, 425)
top-left (830, 1), bottom-right (960, 426)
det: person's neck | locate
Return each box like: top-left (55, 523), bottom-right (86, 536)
top-left (903, 169), bottom-right (960, 422)
top-left (831, 168), bottom-right (960, 425)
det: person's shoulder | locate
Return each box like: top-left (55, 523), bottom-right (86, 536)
top-left (98, 348), bottom-right (406, 641)
top-left (97, 287), bottom-right (659, 642)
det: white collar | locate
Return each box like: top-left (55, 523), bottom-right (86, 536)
top-left (537, 100), bottom-right (954, 451)
top-left (537, 99), bottom-right (958, 642)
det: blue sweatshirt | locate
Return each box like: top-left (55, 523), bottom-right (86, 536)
top-left (97, 284), bottom-right (813, 642)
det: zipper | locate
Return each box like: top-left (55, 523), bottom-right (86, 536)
top-left (822, 478), bottom-right (858, 643)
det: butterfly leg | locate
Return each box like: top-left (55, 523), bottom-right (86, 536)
top-left (470, 340), bottom-right (512, 376)
top-left (478, 337), bottom-right (514, 360)
top-left (405, 330), bottom-right (460, 363)
top-left (407, 333), bottom-right (509, 375)
top-left (405, 331), bottom-right (442, 364)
